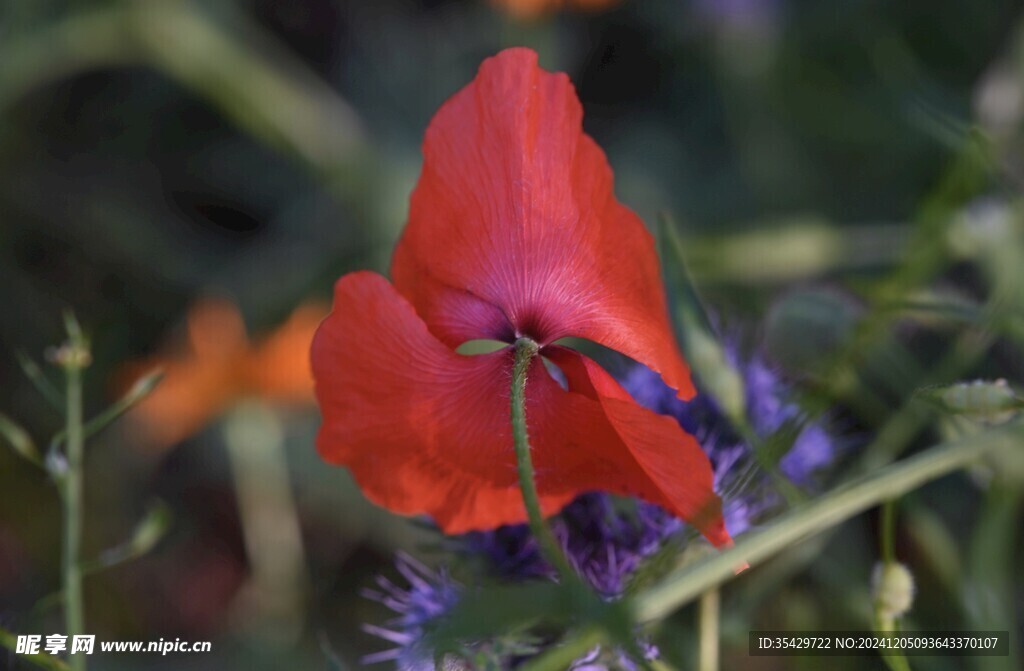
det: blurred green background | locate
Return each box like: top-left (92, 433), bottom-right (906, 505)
top-left (1, 0), bottom-right (1023, 669)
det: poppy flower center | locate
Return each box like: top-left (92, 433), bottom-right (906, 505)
top-left (513, 336), bottom-right (541, 360)
top-left (507, 308), bottom-right (561, 347)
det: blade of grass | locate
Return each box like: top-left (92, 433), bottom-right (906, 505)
top-left (637, 418), bottom-right (1023, 622)
top-left (48, 370), bottom-right (163, 453)
top-left (81, 500), bottom-right (171, 575)
top-left (0, 412), bottom-right (43, 467)
top-left (517, 626), bottom-right (605, 671)
top-left (0, 625), bottom-right (72, 671)
top-left (522, 421), bottom-right (1021, 671)
top-left (15, 351), bottom-right (65, 411)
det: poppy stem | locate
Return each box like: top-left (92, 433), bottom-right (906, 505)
top-left (511, 337), bottom-right (575, 580)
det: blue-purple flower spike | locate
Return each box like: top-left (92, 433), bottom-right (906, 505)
top-left (361, 552), bottom-right (460, 670)
top-left (464, 492), bottom-right (671, 598)
top-left (623, 350), bottom-right (837, 531)
top-left (363, 346), bottom-right (837, 669)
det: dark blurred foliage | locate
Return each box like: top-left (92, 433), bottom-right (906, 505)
top-left (1, 1), bottom-right (1024, 669)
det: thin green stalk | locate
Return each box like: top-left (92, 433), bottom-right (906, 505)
top-left (511, 338), bottom-right (575, 580)
top-left (48, 370), bottom-right (163, 453)
top-left (15, 351), bottom-right (65, 412)
top-left (875, 624), bottom-right (912, 671)
top-left (697, 589), bottom-right (720, 671)
top-left (881, 499), bottom-right (897, 564)
top-left (876, 500), bottom-right (911, 671)
top-left (52, 314), bottom-right (89, 671)
top-left (62, 363), bottom-right (85, 671)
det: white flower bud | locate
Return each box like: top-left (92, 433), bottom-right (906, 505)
top-left (872, 562), bottom-right (915, 619)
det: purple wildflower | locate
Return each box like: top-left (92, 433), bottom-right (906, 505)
top-left (363, 347), bottom-right (836, 669)
top-left (364, 550), bottom-right (651, 670)
top-left (724, 354), bottom-right (835, 487)
top-left (461, 523), bottom-right (546, 583)
top-left (622, 349), bottom-right (837, 531)
top-left (362, 552), bottom-right (461, 670)
top-left (463, 492), bottom-right (670, 598)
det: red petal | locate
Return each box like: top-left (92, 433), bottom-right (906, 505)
top-left (541, 346), bottom-right (731, 547)
top-left (392, 47), bottom-right (695, 399)
top-left (312, 272), bottom-right (729, 544)
top-left (312, 271), bottom-right (576, 533)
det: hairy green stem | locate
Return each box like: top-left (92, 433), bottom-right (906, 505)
top-left (511, 338), bottom-right (575, 580)
top-left (62, 364), bottom-right (85, 671)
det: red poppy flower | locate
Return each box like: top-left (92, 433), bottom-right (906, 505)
top-left (312, 48), bottom-right (730, 547)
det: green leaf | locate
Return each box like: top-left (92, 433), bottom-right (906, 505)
top-left (903, 504), bottom-right (961, 595)
top-left (625, 536), bottom-right (692, 597)
top-left (82, 500), bottom-right (171, 575)
top-left (30, 590), bottom-right (64, 618)
top-left (62, 309), bottom-right (85, 347)
top-left (657, 214), bottom-right (746, 427)
top-left (0, 625), bottom-right (73, 671)
top-left (426, 578), bottom-right (647, 671)
top-left (758, 418), bottom-right (804, 472)
top-left (517, 627), bottom-right (605, 671)
top-left (680, 219), bottom-right (911, 284)
top-left (655, 213), bottom-right (715, 334)
top-left (424, 580), bottom-right (591, 650)
top-left (49, 369), bottom-right (164, 453)
top-left (15, 350), bottom-right (64, 411)
top-left (0, 412), bottom-right (43, 467)
top-left (966, 483), bottom-right (1022, 634)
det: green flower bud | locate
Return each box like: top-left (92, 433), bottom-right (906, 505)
top-left (46, 342), bottom-right (92, 370)
top-left (927, 379), bottom-right (1022, 425)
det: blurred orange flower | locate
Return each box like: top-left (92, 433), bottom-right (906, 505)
top-left (120, 297), bottom-right (326, 450)
top-left (491, 0), bottom-right (620, 19)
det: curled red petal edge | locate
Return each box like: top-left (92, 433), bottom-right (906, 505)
top-left (543, 346), bottom-right (731, 547)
